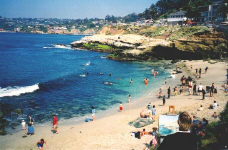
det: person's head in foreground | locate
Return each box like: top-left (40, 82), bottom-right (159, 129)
top-left (178, 111), bottom-right (192, 131)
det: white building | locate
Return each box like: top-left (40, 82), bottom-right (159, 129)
top-left (167, 11), bottom-right (187, 24)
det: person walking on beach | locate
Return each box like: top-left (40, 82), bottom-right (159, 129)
top-left (37, 139), bottom-right (48, 150)
top-left (52, 115), bottom-right (58, 134)
top-left (210, 83), bottom-right (215, 97)
top-left (199, 68), bottom-right (202, 75)
top-left (163, 95), bottom-right (166, 106)
top-left (158, 111), bottom-right (197, 150)
top-left (92, 106), bottom-right (96, 120)
top-left (202, 88), bottom-right (206, 100)
top-left (198, 83), bottom-right (203, 96)
top-left (167, 87), bottom-right (171, 99)
top-left (119, 102), bottom-right (123, 112)
top-left (193, 83), bottom-right (197, 95)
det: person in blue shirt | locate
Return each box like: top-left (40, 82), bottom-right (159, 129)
top-left (27, 123), bottom-right (35, 135)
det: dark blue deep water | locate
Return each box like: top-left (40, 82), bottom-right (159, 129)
top-left (0, 32), bottom-right (170, 127)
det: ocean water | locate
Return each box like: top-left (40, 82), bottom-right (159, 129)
top-left (0, 32), bottom-right (170, 129)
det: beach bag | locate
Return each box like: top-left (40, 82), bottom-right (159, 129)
top-left (85, 118), bottom-right (89, 122)
top-left (135, 131), bottom-right (141, 139)
top-left (214, 88), bottom-right (217, 93)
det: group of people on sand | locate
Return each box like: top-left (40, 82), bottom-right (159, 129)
top-left (139, 103), bottom-right (156, 120)
top-left (20, 115), bottom-right (58, 149)
top-left (21, 116), bottom-right (35, 135)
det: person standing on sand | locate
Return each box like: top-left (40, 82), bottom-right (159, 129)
top-left (174, 86), bottom-right (178, 96)
top-left (167, 87), bottom-right (171, 99)
top-left (158, 111), bottom-right (197, 150)
top-left (21, 120), bottom-right (26, 131)
top-left (128, 95), bottom-right (131, 103)
top-left (202, 88), bottom-right (206, 100)
top-left (37, 139), bottom-right (48, 150)
top-left (210, 83), bottom-right (215, 97)
top-left (152, 105), bottom-right (156, 120)
top-left (193, 83), bottom-right (197, 95)
top-left (29, 115), bottom-right (34, 125)
top-left (52, 115), bottom-right (58, 134)
top-left (119, 102), bottom-right (123, 112)
top-left (198, 83), bottom-right (203, 96)
top-left (92, 106), bottom-right (95, 120)
top-left (147, 103), bottom-right (152, 115)
top-left (163, 95), bottom-right (166, 106)
top-left (199, 68), bottom-right (202, 75)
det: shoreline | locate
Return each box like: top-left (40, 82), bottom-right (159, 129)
top-left (4, 63), bottom-right (174, 135)
top-left (0, 60), bottom-right (227, 150)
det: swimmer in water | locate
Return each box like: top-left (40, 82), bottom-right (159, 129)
top-left (144, 78), bottom-right (148, 84)
top-left (100, 73), bottom-right (104, 75)
top-left (151, 69), bottom-right (154, 74)
top-left (130, 78), bottom-right (133, 83)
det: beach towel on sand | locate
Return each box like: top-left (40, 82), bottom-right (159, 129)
top-left (128, 117), bottom-right (154, 128)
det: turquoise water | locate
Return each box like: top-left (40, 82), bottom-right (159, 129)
top-left (0, 32), bottom-right (170, 128)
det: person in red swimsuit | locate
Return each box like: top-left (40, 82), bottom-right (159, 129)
top-left (52, 115), bottom-right (58, 134)
top-left (119, 102), bottom-right (123, 112)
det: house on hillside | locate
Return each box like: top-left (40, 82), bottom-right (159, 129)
top-left (167, 11), bottom-right (187, 25)
top-left (199, 0), bottom-right (226, 24)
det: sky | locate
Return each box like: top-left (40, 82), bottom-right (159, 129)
top-left (0, 0), bottom-right (158, 19)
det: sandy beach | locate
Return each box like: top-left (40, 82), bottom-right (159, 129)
top-left (0, 60), bottom-right (227, 150)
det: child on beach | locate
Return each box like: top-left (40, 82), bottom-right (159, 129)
top-left (128, 95), bottom-right (131, 103)
top-left (119, 102), bottom-right (123, 112)
top-left (37, 139), bottom-right (48, 150)
top-left (92, 106), bottom-right (95, 121)
top-left (212, 112), bottom-right (218, 119)
top-left (198, 105), bottom-right (203, 111)
top-left (174, 86), bottom-right (177, 96)
top-left (21, 120), bottom-right (26, 131)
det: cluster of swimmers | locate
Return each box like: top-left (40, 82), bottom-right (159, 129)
top-left (151, 69), bottom-right (159, 76)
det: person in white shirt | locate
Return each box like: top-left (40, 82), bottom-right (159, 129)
top-left (213, 101), bottom-right (217, 109)
top-left (198, 105), bottom-right (203, 111)
top-left (198, 83), bottom-right (203, 95)
top-left (21, 120), bottom-right (26, 131)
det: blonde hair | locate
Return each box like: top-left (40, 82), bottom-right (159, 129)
top-left (178, 111), bottom-right (192, 131)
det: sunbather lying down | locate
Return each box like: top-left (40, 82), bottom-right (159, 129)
top-left (140, 110), bottom-right (149, 118)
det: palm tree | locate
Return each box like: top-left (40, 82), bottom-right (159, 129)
top-left (217, 3), bottom-right (228, 22)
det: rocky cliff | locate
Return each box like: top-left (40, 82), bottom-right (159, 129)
top-left (71, 25), bottom-right (228, 60)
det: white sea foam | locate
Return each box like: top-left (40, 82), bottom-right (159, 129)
top-left (79, 74), bottom-right (86, 77)
top-left (85, 61), bottom-right (91, 66)
top-left (0, 84), bottom-right (39, 98)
